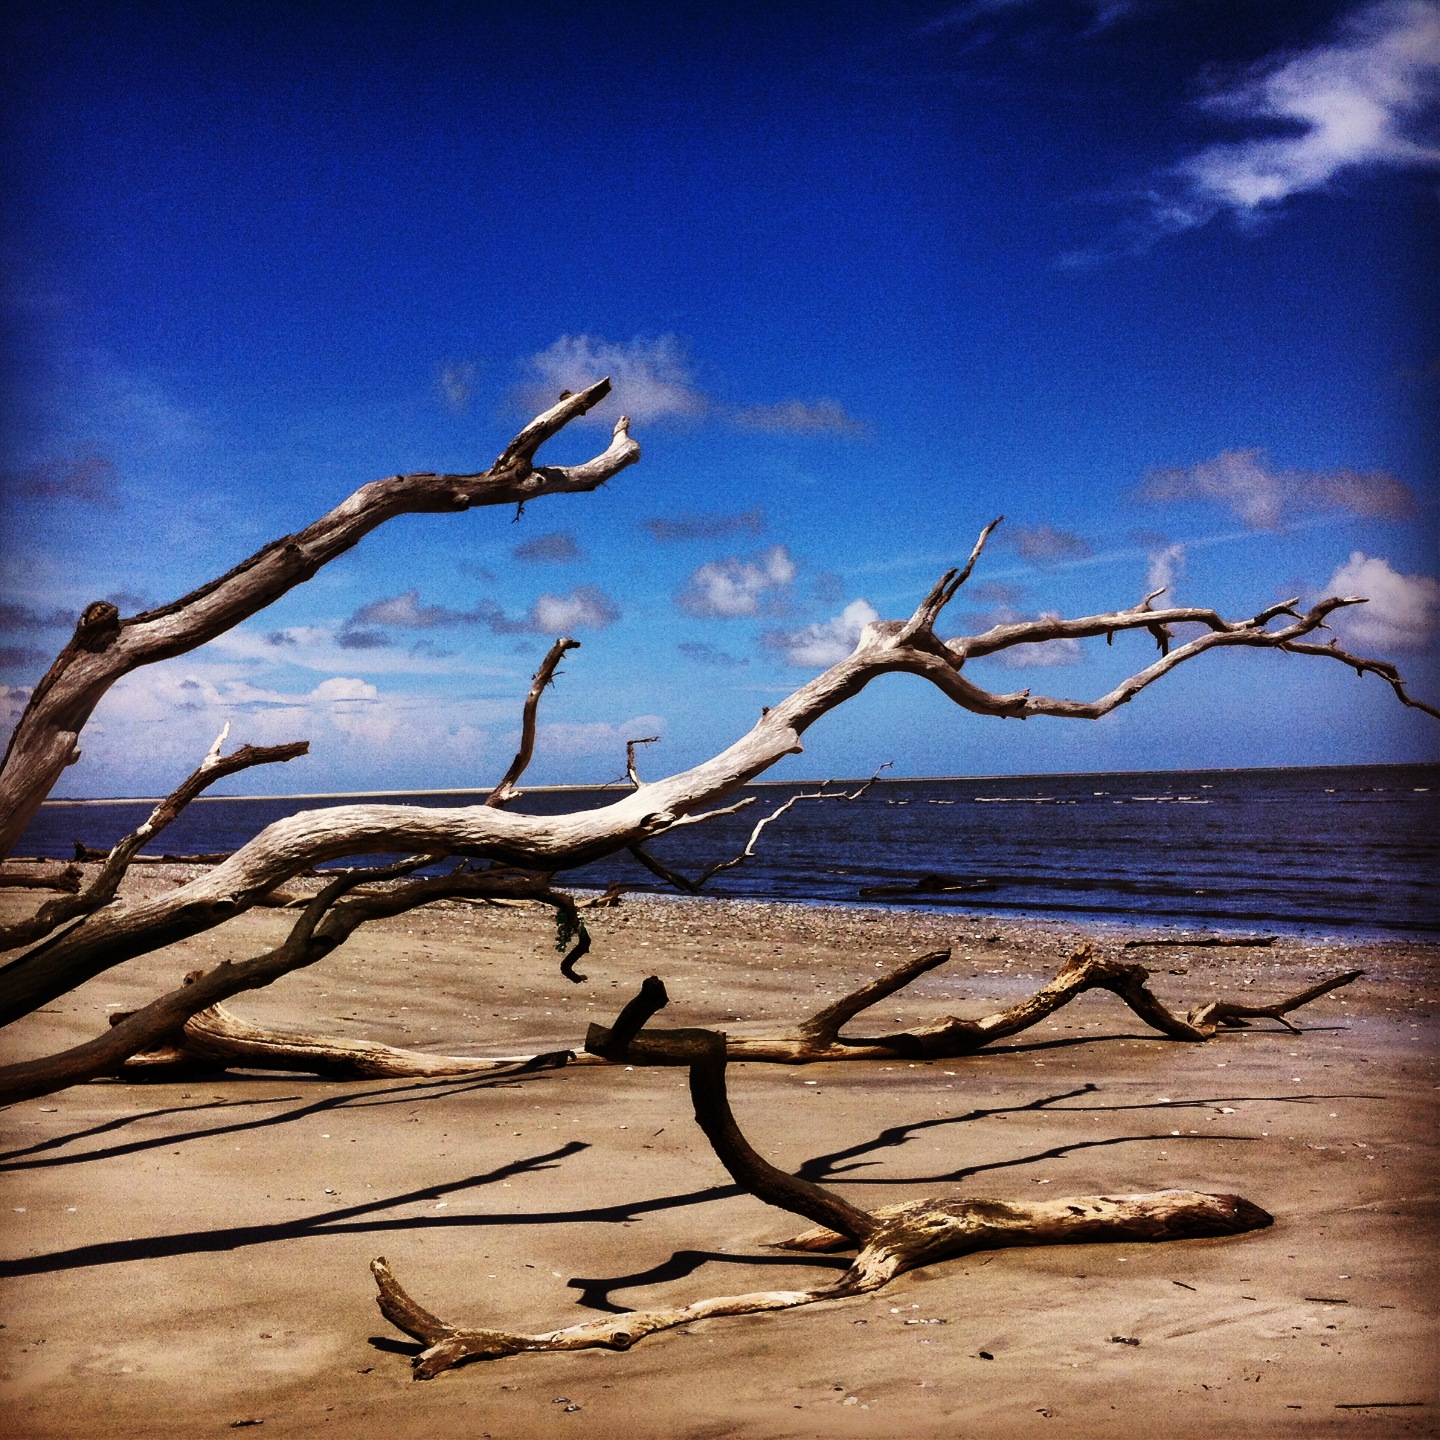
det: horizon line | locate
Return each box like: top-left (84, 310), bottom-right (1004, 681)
top-left (38, 758), bottom-right (1437, 806)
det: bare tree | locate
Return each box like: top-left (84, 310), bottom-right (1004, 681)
top-left (0, 384), bottom-right (1433, 1098)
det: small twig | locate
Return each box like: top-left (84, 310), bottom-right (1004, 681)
top-left (486, 637), bottom-right (580, 808)
top-left (631, 766), bottom-right (891, 895)
top-left (0, 731), bottom-right (308, 952)
top-left (624, 736), bottom-right (660, 789)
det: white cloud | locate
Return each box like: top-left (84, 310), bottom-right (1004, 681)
top-left (1145, 541), bottom-right (1186, 596)
top-left (1140, 448), bottom-right (1415, 529)
top-left (1323, 551), bottom-right (1440, 649)
top-left (519, 334), bottom-right (706, 424)
top-left (1165, 1), bottom-right (1440, 232)
top-left (762, 599), bottom-right (881, 667)
top-left (537, 715), bottom-right (666, 759)
top-left (531, 588), bottom-right (620, 631)
top-left (678, 546), bottom-right (798, 618)
top-left (348, 585), bottom-right (621, 637)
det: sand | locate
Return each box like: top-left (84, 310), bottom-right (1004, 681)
top-left (0, 874), bottom-right (1436, 1438)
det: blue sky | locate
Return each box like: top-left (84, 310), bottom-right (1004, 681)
top-left (2, 0), bottom-right (1437, 797)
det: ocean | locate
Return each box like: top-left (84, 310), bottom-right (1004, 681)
top-left (21, 763), bottom-right (1438, 938)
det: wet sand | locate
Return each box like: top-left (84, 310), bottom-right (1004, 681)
top-left (1, 875), bottom-right (1436, 1437)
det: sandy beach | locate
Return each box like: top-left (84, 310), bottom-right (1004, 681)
top-left (1, 873), bottom-right (1436, 1438)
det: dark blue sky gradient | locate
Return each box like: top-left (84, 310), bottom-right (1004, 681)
top-left (2, 1), bottom-right (1436, 795)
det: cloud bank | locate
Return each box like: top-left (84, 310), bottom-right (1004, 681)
top-left (1140, 448), bottom-right (1414, 529)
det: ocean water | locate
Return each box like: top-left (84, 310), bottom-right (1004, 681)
top-left (21, 764), bottom-right (1439, 937)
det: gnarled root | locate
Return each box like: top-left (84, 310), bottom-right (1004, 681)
top-left (371, 977), bottom-right (1273, 1378)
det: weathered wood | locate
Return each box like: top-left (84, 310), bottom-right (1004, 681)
top-left (5, 568), bottom-right (1414, 1029)
top-left (0, 384), bottom-right (639, 858)
top-left (372, 977), bottom-right (1273, 1378)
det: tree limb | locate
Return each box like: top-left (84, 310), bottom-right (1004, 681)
top-left (1, 525), bottom-right (1430, 1027)
top-left (485, 637), bottom-right (581, 808)
top-left (0, 727), bottom-right (308, 953)
top-left (372, 974), bottom-right (1272, 1378)
top-left (0, 386), bottom-right (639, 857)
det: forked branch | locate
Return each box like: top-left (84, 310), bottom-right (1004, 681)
top-left (371, 977), bottom-right (1272, 1378)
top-left (0, 726), bottom-right (308, 953)
top-left (2, 518), bottom-right (1431, 1028)
top-left (0, 383), bottom-right (639, 858)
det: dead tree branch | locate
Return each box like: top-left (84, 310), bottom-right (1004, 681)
top-left (485, 637), bottom-right (580, 808)
top-left (371, 976), bottom-right (1272, 1378)
top-left (0, 518), bottom-right (1430, 1029)
top-left (0, 861), bottom-right (610, 1105)
top-left (589, 942), bottom-right (1363, 1063)
top-left (0, 726), bottom-right (308, 954)
top-left (630, 769), bottom-right (890, 895)
top-left (0, 383), bottom-right (639, 857)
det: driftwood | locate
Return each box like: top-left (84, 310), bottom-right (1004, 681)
top-left (118, 991), bottom-right (577, 1080)
top-left (51, 939), bottom-right (1359, 1107)
top-left (0, 381), bottom-right (639, 858)
top-left (372, 977), bottom-right (1273, 1378)
top-left (3, 549), bottom-right (1426, 1030)
top-left (1123, 935), bottom-right (1276, 949)
top-left (0, 864), bottom-right (82, 893)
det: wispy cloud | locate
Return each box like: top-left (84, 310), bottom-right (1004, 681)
top-left (731, 398), bottom-right (868, 436)
top-left (1139, 448), bottom-right (1415, 529)
top-left (517, 334), bottom-right (706, 424)
top-left (677, 546), bottom-right (798, 618)
top-left (1144, 541), bottom-right (1186, 596)
top-left (349, 586), bottom-right (620, 636)
top-left (1006, 523), bottom-right (1094, 564)
top-left (438, 360), bottom-right (478, 413)
top-left (644, 508), bottom-right (765, 543)
top-left (0, 448), bottom-right (118, 505)
top-left (513, 530), bottom-right (585, 563)
top-left (1157, 1), bottom-right (1440, 240)
top-left (1323, 551), bottom-right (1439, 649)
top-left (763, 599), bottom-right (880, 667)
top-left (0, 646), bottom-right (48, 671)
top-left (920, 0), bottom-right (1140, 38)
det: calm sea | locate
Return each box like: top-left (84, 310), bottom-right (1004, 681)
top-left (21, 764), bottom-right (1439, 937)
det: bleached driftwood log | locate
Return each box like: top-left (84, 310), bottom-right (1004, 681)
top-left (371, 977), bottom-right (1273, 1378)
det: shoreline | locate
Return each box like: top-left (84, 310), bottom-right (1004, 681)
top-left (34, 758), bottom-right (1440, 806)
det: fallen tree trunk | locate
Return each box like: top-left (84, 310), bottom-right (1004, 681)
top-left (372, 977), bottom-right (1273, 1378)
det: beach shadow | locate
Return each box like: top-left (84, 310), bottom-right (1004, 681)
top-left (0, 1068), bottom-right (563, 1173)
top-left (0, 1140), bottom-right (591, 1278)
